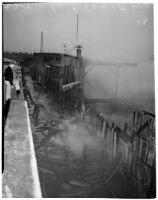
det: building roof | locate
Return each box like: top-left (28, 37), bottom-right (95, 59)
top-left (3, 58), bottom-right (17, 64)
top-left (34, 52), bottom-right (77, 59)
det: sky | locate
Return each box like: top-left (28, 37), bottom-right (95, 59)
top-left (3, 3), bottom-right (153, 62)
top-left (3, 3), bottom-right (155, 112)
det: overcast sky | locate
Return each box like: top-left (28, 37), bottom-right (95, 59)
top-left (3, 3), bottom-right (153, 62)
top-left (3, 3), bottom-right (155, 110)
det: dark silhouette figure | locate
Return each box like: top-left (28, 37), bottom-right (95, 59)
top-left (4, 64), bottom-right (14, 120)
top-left (33, 103), bottom-right (40, 120)
top-left (4, 65), bottom-right (14, 86)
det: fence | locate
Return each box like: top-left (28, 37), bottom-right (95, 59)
top-left (86, 109), bottom-right (156, 198)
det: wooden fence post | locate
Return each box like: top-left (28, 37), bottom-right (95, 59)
top-left (104, 121), bottom-right (108, 140)
top-left (101, 119), bottom-right (106, 137)
top-left (111, 122), bottom-right (115, 163)
top-left (113, 128), bottom-right (117, 160)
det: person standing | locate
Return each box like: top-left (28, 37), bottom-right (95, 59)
top-left (4, 64), bottom-right (14, 119)
top-left (33, 98), bottom-right (42, 121)
top-left (4, 64), bottom-right (14, 85)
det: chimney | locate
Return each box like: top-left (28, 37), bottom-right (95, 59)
top-left (76, 45), bottom-right (82, 57)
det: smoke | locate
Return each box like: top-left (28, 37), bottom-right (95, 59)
top-left (50, 117), bottom-right (103, 157)
top-left (65, 122), bottom-right (95, 155)
top-left (83, 57), bottom-right (155, 113)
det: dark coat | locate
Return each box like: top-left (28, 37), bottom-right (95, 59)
top-left (4, 66), bottom-right (13, 85)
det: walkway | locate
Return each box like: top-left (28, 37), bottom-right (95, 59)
top-left (2, 65), bottom-right (42, 198)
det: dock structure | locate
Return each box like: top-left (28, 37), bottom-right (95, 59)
top-left (2, 57), bottom-right (155, 198)
top-left (33, 46), bottom-right (84, 112)
top-left (2, 65), bottom-right (42, 198)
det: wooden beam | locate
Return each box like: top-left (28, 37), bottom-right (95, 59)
top-left (62, 81), bottom-right (80, 91)
top-left (86, 60), bottom-right (137, 67)
top-left (85, 98), bottom-right (116, 104)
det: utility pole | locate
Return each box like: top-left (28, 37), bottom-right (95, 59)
top-left (40, 32), bottom-right (43, 53)
top-left (114, 66), bottom-right (120, 100)
top-left (75, 14), bottom-right (79, 45)
top-left (114, 65), bottom-right (137, 100)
